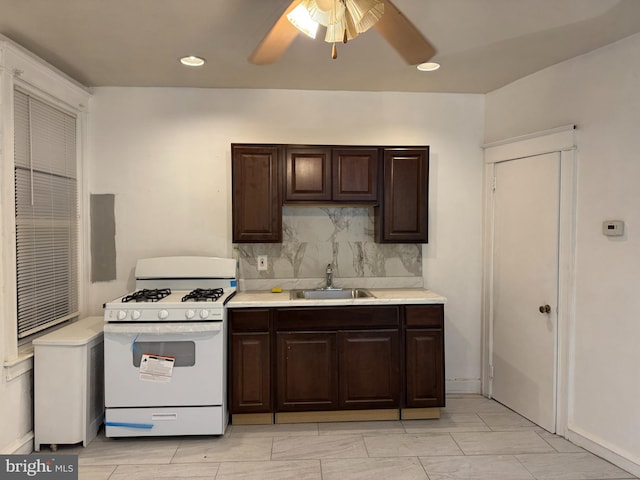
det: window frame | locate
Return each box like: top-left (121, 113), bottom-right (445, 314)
top-left (1, 38), bottom-right (91, 364)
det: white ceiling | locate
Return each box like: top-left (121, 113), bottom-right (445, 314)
top-left (1, 0), bottom-right (640, 93)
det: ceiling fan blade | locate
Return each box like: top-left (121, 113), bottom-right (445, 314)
top-left (249, 0), bottom-right (302, 65)
top-left (375, 0), bottom-right (436, 65)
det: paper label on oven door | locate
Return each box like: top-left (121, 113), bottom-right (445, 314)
top-left (139, 353), bottom-right (175, 383)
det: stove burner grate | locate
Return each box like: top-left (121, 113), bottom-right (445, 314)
top-left (182, 288), bottom-right (224, 302)
top-left (122, 288), bottom-right (172, 303)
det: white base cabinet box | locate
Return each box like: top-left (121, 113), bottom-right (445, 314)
top-left (33, 316), bottom-right (104, 452)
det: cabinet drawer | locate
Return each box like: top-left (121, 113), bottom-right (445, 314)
top-left (276, 306), bottom-right (399, 330)
top-left (230, 309), bottom-right (270, 331)
top-left (405, 305), bottom-right (444, 328)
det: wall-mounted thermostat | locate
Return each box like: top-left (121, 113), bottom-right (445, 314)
top-left (602, 220), bottom-right (624, 236)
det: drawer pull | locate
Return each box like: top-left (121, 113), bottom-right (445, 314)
top-left (151, 413), bottom-right (178, 421)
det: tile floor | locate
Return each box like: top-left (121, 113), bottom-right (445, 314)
top-left (54, 395), bottom-right (636, 480)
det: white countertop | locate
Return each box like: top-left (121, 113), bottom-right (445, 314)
top-left (227, 288), bottom-right (447, 308)
top-left (32, 316), bottom-right (104, 346)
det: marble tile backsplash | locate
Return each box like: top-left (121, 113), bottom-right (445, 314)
top-left (235, 207), bottom-right (423, 291)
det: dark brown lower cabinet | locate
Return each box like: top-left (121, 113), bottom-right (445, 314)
top-left (404, 305), bottom-right (445, 408)
top-left (230, 333), bottom-right (271, 413)
top-left (339, 330), bottom-right (399, 409)
top-left (276, 332), bottom-right (338, 411)
top-left (229, 309), bottom-right (271, 414)
top-left (229, 304), bottom-right (444, 418)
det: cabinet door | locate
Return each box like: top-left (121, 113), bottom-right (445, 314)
top-left (332, 148), bottom-right (379, 203)
top-left (376, 148), bottom-right (429, 243)
top-left (405, 329), bottom-right (444, 407)
top-left (339, 330), bottom-right (399, 409)
top-left (231, 144), bottom-right (282, 242)
top-left (230, 332), bottom-right (271, 413)
top-left (276, 332), bottom-right (338, 411)
top-left (285, 147), bottom-right (332, 202)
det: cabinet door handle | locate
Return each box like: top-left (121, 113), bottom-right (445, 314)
top-left (538, 305), bottom-right (551, 314)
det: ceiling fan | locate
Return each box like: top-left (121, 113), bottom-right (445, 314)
top-left (249, 0), bottom-right (436, 65)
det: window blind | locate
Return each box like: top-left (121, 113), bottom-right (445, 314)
top-left (14, 89), bottom-right (79, 338)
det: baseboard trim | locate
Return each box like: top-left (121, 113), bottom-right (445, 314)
top-left (276, 409), bottom-right (399, 424)
top-left (567, 426), bottom-right (640, 477)
top-left (446, 379), bottom-right (481, 394)
top-left (231, 413), bottom-right (274, 425)
top-left (1, 431), bottom-right (34, 455)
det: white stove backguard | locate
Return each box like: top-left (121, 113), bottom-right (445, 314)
top-left (135, 256), bottom-right (236, 288)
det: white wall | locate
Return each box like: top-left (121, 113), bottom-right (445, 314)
top-left (87, 87), bottom-right (485, 393)
top-left (485, 33), bottom-right (640, 471)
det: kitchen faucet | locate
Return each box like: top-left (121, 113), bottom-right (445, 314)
top-left (325, 263), bottom-right (334, 289)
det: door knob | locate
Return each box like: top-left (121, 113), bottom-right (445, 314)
top-left (539, 304), bottom-right (551, 314)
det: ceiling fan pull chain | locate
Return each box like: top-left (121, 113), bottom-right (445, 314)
top-left (332, 43), bottom-right (338, 59)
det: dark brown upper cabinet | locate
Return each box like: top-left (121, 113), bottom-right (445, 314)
top-left (231, 144), bottom-right (282, 243)
top-left (285, 147), bottom-right (332, 202)
top-left (231, 143), bottom-right (428, 244)
top-left (376, 148), bottom-right (429, 243)
top-left (332, 148), bottom-right (379, 202)
top-left (285, 146), bottom-right (379, 204)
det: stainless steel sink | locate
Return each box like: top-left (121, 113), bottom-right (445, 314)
top-left (289, 288), bottom-right (375, 300)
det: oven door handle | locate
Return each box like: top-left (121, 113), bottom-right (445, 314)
top-left (103, 322), bottom-right (222, 335)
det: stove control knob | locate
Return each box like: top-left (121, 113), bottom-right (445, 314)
top-left (158, 309), bottom-right (169, 320)
top-left (185, 309), bottom-right (195, 320)
top-left (199, 309), bottom-right (210, 319)
top-left (131, 310), bottom-right (142, 320)
top-left (117, 311), bottom-right (127, 321)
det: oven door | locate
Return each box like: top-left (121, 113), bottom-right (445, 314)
top-left (104, 322), bottom-right (225, 408)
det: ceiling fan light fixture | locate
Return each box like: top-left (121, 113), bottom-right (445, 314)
top-left (307, 0), bottom-right (344, 26)
top-left (293, 0), bottom-right (383, 44)
top-left (325, 11), bottom-right (358, 43)
top-left (417, 62), bottom-right (440, 72)
top-left (345, 0), bottom-right (384, 33)
top-left (179, 55), bottom-right (206, 67)
top-left (287, 3), bottom-right (320, 39)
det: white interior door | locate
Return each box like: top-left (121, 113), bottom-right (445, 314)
top-left (491, 151), bottom-right (560, 433)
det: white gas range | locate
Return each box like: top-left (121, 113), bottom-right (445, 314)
top-left (103, 256), bottom-right (236, 437)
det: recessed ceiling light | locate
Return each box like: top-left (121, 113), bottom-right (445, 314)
top-left (417, 62), bottom-right (440, 72)
top-left (180, 55), bottom-right (206, 67)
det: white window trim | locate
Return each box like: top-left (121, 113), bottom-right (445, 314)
top-left (0, 35), bottom-right (91, 368)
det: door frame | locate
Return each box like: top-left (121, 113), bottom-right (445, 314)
top-left (481, 125), bottom-right (577, 437)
